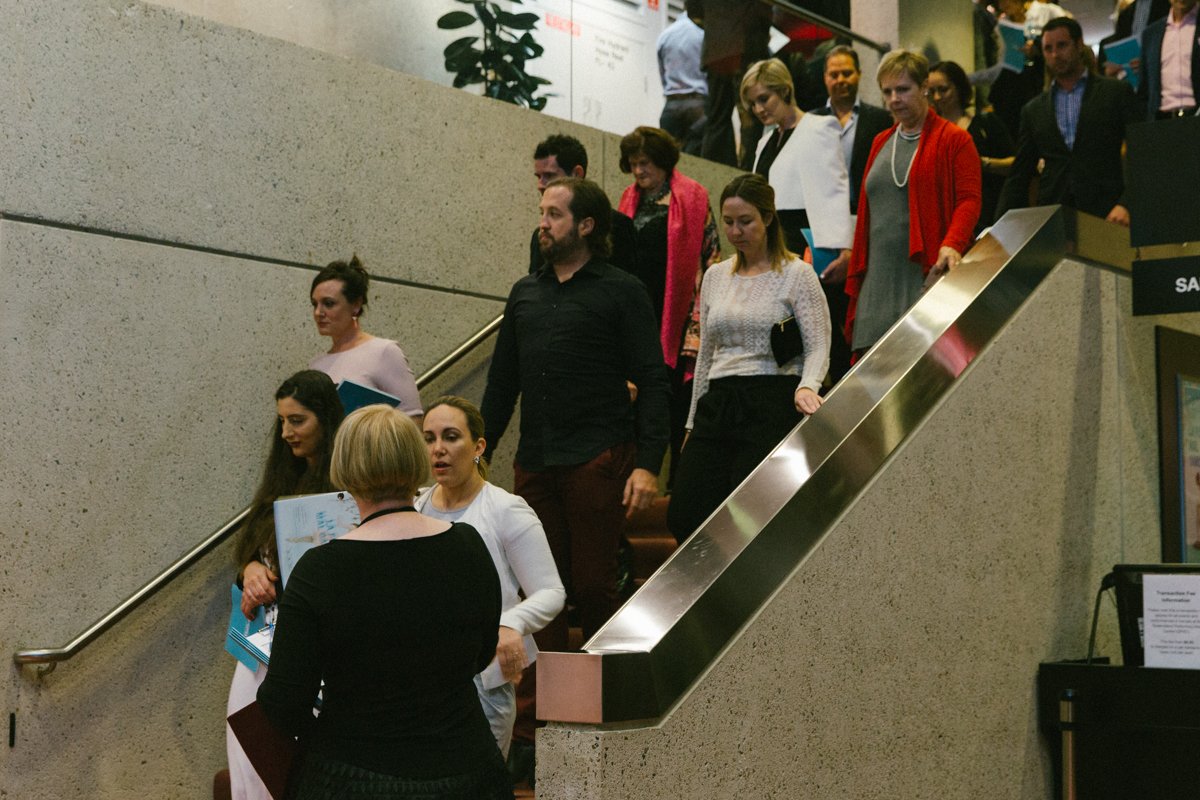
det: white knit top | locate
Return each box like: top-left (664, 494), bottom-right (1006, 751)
top-left (687, 255), bottom-right (831, 429)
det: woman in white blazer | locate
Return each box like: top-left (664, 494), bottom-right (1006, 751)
top-left (741, 58), bottom-right (853, 384)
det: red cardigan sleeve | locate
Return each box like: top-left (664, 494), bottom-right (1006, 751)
top-left (845, 129), bottom-right (892, 301)
top-left (907, 115), bottom-right (981, 269)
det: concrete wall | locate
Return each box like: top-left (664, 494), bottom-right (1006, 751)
top-left (852, 0), bottom-right (975, 106)
top-left (0, 2), bottom-right (737, 797)
top-left (143, 0), bottom-right (459, 89)
top-left (536, 260), bottom-right (1198, 799)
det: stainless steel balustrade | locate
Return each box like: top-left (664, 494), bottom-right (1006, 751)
top-left (12, 313), bottom-right (505, 673)
top-left (538, 206), bottom-right (1068, 723)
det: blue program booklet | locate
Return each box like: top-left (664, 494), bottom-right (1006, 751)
top-left (1102, 35), bottom-right (1142, 91)
top-left (336, 379), bottom-right (402, 414)
top-left (801, 228), bottom-right (839, 276)
top-left (998, 19), bottom-right (1028, 73)
top-left (225, 584), bottom-right (273, 670)
top-left (274, 491), bottom-right (360, 587)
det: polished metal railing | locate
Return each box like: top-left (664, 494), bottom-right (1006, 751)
top-left (13, 313), bottom-right (504, 673)
top-left (414, 314), bottom-right (504, 387)
top-left (767, 0), bottom-right (891, 55)
top-left (538, 206), bottom-right (1070, 723)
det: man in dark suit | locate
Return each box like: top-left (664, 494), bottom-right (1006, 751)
top-left (811, 45), bottom-right (893, 214)
top-left (1140, 0), bottom-right (1200, 120)
top-left (997, 17), bottom-right (1142, 226)
top-left (1100, 0), bottom-right (1170, 76)
top-left (809, 44), bottom-right (890, 385)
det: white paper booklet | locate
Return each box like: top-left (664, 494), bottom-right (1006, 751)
top-left (274, 491), bottom-right (360, 587)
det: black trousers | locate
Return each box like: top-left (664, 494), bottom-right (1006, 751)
top-left (667, 375), bottom-right (801, 543)
top-left (701, 72), bottom-right (763, 170)
top-left (660, 94), bottom-right (706, 156)
top-left (822, 278), bottom-right (851, 386)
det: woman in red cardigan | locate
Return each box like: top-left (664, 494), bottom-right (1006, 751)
top-left (844, 49), bottom-right (981, 355)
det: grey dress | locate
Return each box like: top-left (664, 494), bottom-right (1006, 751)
top-left (851, 132), bottom-right (926, 352)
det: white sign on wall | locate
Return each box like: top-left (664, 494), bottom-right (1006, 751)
top-left (525, 0), bottom-right (669, 135)
top-left (1144, 573), bottom-right (1200, 669)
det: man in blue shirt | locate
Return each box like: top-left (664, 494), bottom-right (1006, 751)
top-left (656, 11), bottom-right (708, 154)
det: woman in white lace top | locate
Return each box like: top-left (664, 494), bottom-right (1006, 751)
top-left (667, 174), bottom-right (831, 543)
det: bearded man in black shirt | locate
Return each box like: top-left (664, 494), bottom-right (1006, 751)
top-left (482, 177), bottom-right (670, 649)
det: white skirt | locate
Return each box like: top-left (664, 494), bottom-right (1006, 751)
top-left (225, 661), bottom-right (271, 800)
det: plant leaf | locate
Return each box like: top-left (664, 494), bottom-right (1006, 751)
top-left (518, 33), bottom-right (544, 58)
top-left (446, 49), bottom-right (483, 72)
top-left (443, 36), bottom-right (479, 57)
top-left (437, 10), bottom-right (477, 29)
top-left (495, 11), bottom-right (539, 30)
top-left (452, 70), bottom-right (486, 88)
top-left (495, 60), bottom-right (522, 83)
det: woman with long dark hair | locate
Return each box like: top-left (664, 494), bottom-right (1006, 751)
top-left (226, 370), bottom-right (344, 800)
top-left (928, 60), bottom-right (1014, 233)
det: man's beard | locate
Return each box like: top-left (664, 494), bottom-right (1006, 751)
top-left (539, 226), bottom-right (584, 265)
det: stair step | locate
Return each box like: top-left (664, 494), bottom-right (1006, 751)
top-left (624, 495), bottom-right (669, 534)
top-left (626, 496), bottom-right (675, 582)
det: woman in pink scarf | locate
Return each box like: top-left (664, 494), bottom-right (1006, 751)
top-left (617, 126), bottom-right (718, 486)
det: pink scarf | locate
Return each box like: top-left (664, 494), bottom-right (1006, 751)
top-left (618, 169), bottom-right (709, 370)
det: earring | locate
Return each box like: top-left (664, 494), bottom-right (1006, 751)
top-left (473, 456), bottom-right (481, 465)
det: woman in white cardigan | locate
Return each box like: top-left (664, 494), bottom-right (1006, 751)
top-left (415, 395), bottom-right (565, 758)
top-left (741, 58), bottom-right (854, 383)
top-left (666, 174), bottom-right (831, 544)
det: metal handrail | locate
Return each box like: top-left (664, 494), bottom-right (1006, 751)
top-left (13, 313), bottom-right (505, 672)
top-left (415, 314), bottom-right (504, 387)
top-left (13, 508), bottom-right (251, 670)
top-left (765, 0), bottom-right (891, 55)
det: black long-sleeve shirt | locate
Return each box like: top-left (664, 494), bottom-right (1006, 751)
top-left (481, 259), bottom-right (670, 473)
top-left (257, 525), bottom-right (501, 778)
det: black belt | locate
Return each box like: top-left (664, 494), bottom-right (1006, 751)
top-left (1156, 106), bottom-right (1198, 119)
top-left (665, 92), bottom-right (706, 101)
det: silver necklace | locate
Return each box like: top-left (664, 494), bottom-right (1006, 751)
top-left (890, 128), bottom-right (921, 188)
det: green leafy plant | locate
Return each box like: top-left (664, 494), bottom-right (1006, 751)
top-left (438, 0), bottom-right (552, 110)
